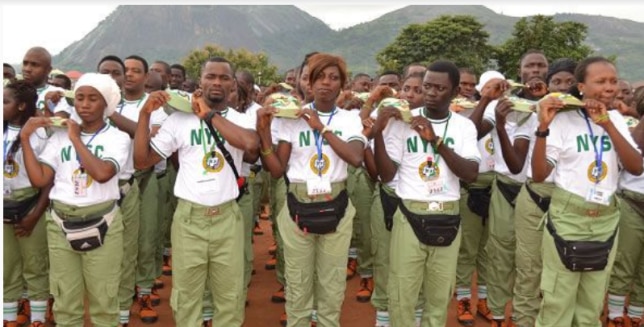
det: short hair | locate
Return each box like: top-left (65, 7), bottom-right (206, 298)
top-left (200, 57), bottom-right (235, 76)
top-left (403, 71), bottom-right (425, 83)
top-left (236, 70), bottom-right (255, 86)
top-left (307, 53), bottom-right (348, 90)
top-left (458, 67), bottom-right (476, 76)
top-left (379, 70), bottom-right (401, 80)
top-left (96, 55), bottom-right (125, 72)
top-left (546, 58), bottom-right (577, 84)
top-left (170, 63), bottom-right (186, 78)
top-left (402, 63), bottom-right (425, 78)
top-left (153, 60), bottom-right (171, 75)
top-left (633, 85), bottom-right (644, 117)
top-left (352, 73), bottom-right (370, 81)
top-left (574, 56), bottom-right (614, 83)
top-left (3, 63), bottom-right (15, 73)
top-left (124, 55), bottom-right (149, 73)
top-left (53, 74), bottom-right (72, 90)
top-left (519, 49), bottom-right (546, 66)
top-left (427, 60), bottom-right (460, 89)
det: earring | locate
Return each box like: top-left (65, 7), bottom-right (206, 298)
top-left (579, 91), bottom-right (583, 96)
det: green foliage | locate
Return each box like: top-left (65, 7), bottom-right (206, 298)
top-left (376, 15), bottom-right (494, 75)
top-left (182, 44), bottom-right (281, 85)
top-left (495, 15), bottom-right (594, 79)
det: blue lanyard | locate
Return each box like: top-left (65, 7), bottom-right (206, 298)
top-left (76, 124), bottom-right (107, 169)
top-left (311, 102), bottom-right (336, 176)
top-left (582, 110), bottom-right (605, 184)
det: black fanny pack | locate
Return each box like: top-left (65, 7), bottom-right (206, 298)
top-left (546, 214), bottom-right (617, 272)
top-left (287, 190), bottom-right (349, 234)
top-left (399, 202), bottom-right (460, 247)
top-left (526, 183), bottom-right (551, 213)
top-left (496, 179), bottom-right (521, 208)
top-left (379, 184), bottom-right (400, 232)
top-left (466, 186), bottom-right (491, 220)
top-left (4, 193), bottom-right (40, 224)
top-left (53, 203), bottom-right (115, 252)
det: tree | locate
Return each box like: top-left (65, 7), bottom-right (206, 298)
top-left (376, 15), bottom-right (494, 75)
top-left (495, 15), bottom-right (594, 79)
top-left (182, 44), bottom-right (280, 86)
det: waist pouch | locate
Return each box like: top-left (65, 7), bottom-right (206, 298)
top-left (620, 191), bottom-right (644, 218)
top-left (466, 186), bottom-right (491, 219)
top-left (4, 193), bottom-right (40, 224)
top-left (287, 190), bottom-right (349, 235)
top-left (52, 208), bottom-right (115, 252)
top-left (379, 184), bottom-right (400, 232)
top-left (496, 179), bottom-right (521, 208)
top-left (236, 178), bottom-right (249, 202)
top-left (546, 214), bottom-right (617, 272)
top-left (526, 183), bottom-right (551, 213)
top-left (399, 202), bottom-right (460, 247)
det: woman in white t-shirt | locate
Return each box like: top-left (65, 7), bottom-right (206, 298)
top-left (20, 73), bottom-right (131, 327)
top-left (532, 57), bottom-right (643, 327)
top-left (3, 80), bottom-right (51, 326)
top-left (256, 53), bottom-right (366, 327)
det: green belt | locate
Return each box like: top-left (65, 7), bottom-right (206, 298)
top-left (288, 181), bottom-right (346, 203)
top-left (551, 187), bottom-right (618, 218)
top-left (5, 186), bottom-right (39, 202)
top-left (401, 199), bottom-right (459, 213)
top-left (178, 198), bottom-right (236, 217)
top-left (51, 200), bottom-right (116, 222)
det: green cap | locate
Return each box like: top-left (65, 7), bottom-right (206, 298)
top-left (270, 93), bottom-right (302, 119)
top-left (165, 90), bottom-right (193, 113)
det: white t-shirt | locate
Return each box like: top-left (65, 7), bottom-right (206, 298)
top-left (516, 114), bottom-right (555, 183)
top-left (3, 126), bottom-right (48, 195)
top-left (150, 109), bottom-right (253, 206)
top-left (241, 102), bottom-right (261, 177)
top-left (546, 109), bottom-right (640, 199)
top-left (619, 115), bottom-right (644, 194)
top-left (39, 125), bottom-right (131, 206)
top-left (483, 100), bottom-right (532, 182)
top-left (385, 108), bottom-right (481, 202)
top-left (38, 84), bottom-right (73, 116)
top-left (116, 94), bottom-right (168, 179)
top-left (456, 108), bottom-right (495, 174)
top-left (275, 107), bottom-right (367, 184)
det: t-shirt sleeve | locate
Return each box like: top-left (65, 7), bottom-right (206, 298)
top-left (275, 118), bottom-right (291, 144)
top-left (38, 131), bottom-right (62, 170)
top-left (482, 100), bottom-right (498, 126)
top-left (545, 115), bottom-right (564, 167)
top-left (343, 113), bottom-right (367, 146)
top-left (514, 114), bottom-right (537, 141)
top-left (460, 119), bottom-right (482, 163)
top-left (610, 111), bottom-right (642, 162)
top-left (150, 108), bottom-right (169, 126)
top-left (382, 119), bottom-right (404, 166)
top-left (101, 132), bottom-right (131, 173)
top-left (150, 114), bottom-right (179, 159)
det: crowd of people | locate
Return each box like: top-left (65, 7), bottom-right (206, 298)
top-left (3, 44), bottom-right (644, 327)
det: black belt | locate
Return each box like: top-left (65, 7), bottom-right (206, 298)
top-left (525, 183), bottom-right (551, 213)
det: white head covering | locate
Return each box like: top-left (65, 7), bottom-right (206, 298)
top-left (73, 73), bottom-right (121, 118)
top-left (476, 70), bottom-right (505, 93)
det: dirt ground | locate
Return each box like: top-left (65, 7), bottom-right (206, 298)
top-left (114, 217), bottom-right (494, 327)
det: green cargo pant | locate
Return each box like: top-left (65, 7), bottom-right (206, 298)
top-left (535, 187), bottom-right (619, 327)
top-left (117, 180), bottom-right (140, 311)
top-left (485, 173), bottom-right (521, 317)
top-left (513, 180), bottom-right (554, 327)
top-left (48, 201), bottom-right (124, 327)
top-left (347, 166), bottom-right (375, 277)
top-left (155, 170), bottom-right (169, 278)
top-left (164, 160), bottom-right (178, 250)
top-left (456, 172), bottom-right (494, 290)
top-left (3, 211), bottom-right (49, 302)
top-left (370, 184), bottom-right (392, 311)
top-left (170, 198), bottom-right (245, 327)
top-left (388, 199), bottom-right (462, 327)
top-left (608, 189), bottom-right (644, 306)
top-left (238, 180), bottom-right (253, 300)
top-left (278, 182), bottom-right (355, 327)
top-left (136, 172), bottom-right (159, 290)
top-left (270, 175), bottom-right (287, 286)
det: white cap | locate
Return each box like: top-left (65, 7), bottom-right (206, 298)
top-left (476, 71), bottom-right (505, 93)
top-left (74, 73), bottom-right (121, 118)
top-left (254, 84), bottom-right (260, 92)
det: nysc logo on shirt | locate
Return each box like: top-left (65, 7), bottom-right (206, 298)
top-left (3, 159), bottom-right (19, 178)
top-left (309, 153), bottom-right (330, 175)
top-left (485, 138), bottom-right (494, 155)
top-left (587, 161), bottom-right (608, 183)
top-left (203, 151), bottom-right (225, 173)
top-left (418, 162), bottom-right (441, 181)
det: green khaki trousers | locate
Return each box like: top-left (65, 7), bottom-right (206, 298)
top-left (485, 173), bottom-right (521, 316)
top-left (237, 180), bottom-right (253, 300)
top-left (47, 201), bottom-right (124, 327)
top-left (278, 183), bottom-right (355, 327)
top-left (608, 189), bottom-right (644, 306)
top-left (513, 180), bottom-right (554, 327)
top-left (347, 166), bottom-right (375, 277)
top-left (271, 175), bottom-right (287, 286)
top-left (136, 172), bottom-right (159, 290)
top-left (170, 198), bottom-right (245, 327)
top-left (456, 172), bottom-right (495, 290)
top-left (370, 184), bottom-right (392, 311)
top-left (118, 180), bottom-right (140, 310)
top-left (536, 187), bottom-right (619, 327)
top-left (155, 170), bottom-right (169, 278)
top-left (388, 199), bottom-right (461, 327)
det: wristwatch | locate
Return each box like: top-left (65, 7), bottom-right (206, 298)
top-left (535, 128), bottom-right (549, 138)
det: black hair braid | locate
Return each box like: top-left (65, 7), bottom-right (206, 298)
top-left (4, 80), bottom-right (38, 159)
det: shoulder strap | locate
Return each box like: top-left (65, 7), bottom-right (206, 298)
top-left (204, 119), bottom-right (239, 180)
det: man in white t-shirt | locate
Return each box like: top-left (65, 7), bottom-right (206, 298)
top-left (133, 57), bottom-right (259, 327)
top-left (374, 60), bottom-right (480, 327)
top-left (20, 47), bottom-right (72, 117)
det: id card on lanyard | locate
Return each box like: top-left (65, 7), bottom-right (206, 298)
top-left (307, 104), bottom-right (335, 196)
top-left (423, 112), bottom-right (451, 196)
top-left (581, 111), bottom-right (611, 205)
top-left (73, 124), bottom-right (106, 197)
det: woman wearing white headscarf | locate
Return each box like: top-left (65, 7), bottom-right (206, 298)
top-left (20, 73), bottom-right (131, 326)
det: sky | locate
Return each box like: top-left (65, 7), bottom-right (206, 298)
top-left (1, 2), bottom-right (643, 66)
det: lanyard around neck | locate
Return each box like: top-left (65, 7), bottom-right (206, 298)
top-left (581, 109), bottom-right (605, 184)
top-left (77, 123), bottom-right (107, 169)
top-left (311, 102), bottom-right (336, 177)
top-left (3, 129), bottom-right (13, 163)
top-left (425, 111), bottom-right (451, 169)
